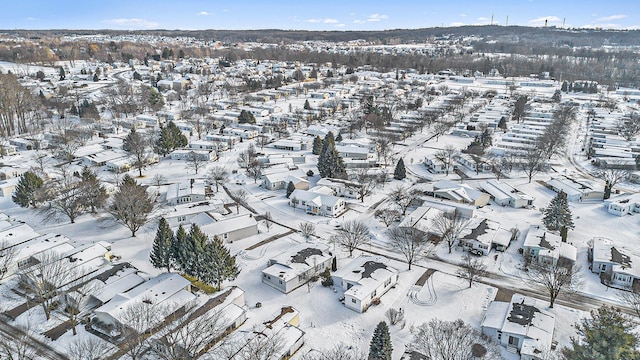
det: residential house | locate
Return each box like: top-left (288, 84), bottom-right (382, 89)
top-left (480, 180), bottom-right (535, 208)
top-left (170, 149), bottom-right (216, 162)
top-left (458, 218), bottom-right (513, 255)
top-left (423, 156), bottom-right (456, 175)
top-left (431, 180), bottom-right (490, 207)
top-left (604, 193), bottom-right (640, 216)
top-left (289, 188), bottom-right (346, 217)
top-left (8, 233), bottom-right (74, 277)
top-left (335, 144), bottom-right (370, 161)
top-left (546, 176), bottom-right (604, 202)
top-left (200, 213), bottom-right (258, 243)
top-left (316, 178), bottom-right (361, 199)
top-left (332, 256), bottom-right (398, 313)
top-left (457, 153), bottom-right (493, 173)
top-left (589, 237), bottom-right (640, 290)
top-left (522, 225), bottom-right (577, 267)
top-left (481, 293), bottom-right (556, 359)
top-left (163, 201), bottom-right (226, 228)
top-left (262, 243), bottom-right (333, 293)
top-left (261, 170), bottom-right (309, 191)
top-left (93, 273), bottom-right (196, 337)
top-left (166, 181), bottom-right (207, 206)
top-left (223, 306), bottom-right (305, 360)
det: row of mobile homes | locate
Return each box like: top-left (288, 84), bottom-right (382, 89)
top-left (546, 176), bottom-right (604, 202)
top-left (480, 180), bottom-right (534, 208)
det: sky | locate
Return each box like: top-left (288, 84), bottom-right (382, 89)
top-left (2, 0), bottom-right (640, 31)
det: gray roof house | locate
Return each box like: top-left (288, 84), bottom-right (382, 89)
top-left (262, 243), bottom-right (333, 293)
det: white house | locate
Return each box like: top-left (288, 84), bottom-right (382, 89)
top-left (7, 233), bottom-right (75, 277)
top-left (458, 218), bottom-right (513, 256)
top-left (332, 256), bottom-right (398, 313)
top-left (199, 213), bottom-right (258, 243)
top-left (261, 170), bottom-right (308, 191)
top-left (546, 176), bottom-right (604, 202)
top-left (316, 178), bottom-right (361, 199)
top-left (423, 156), bottom-right (456, 174)
top-left (589, 237), bottom-right (640, 290)
top-left (93, 273), bottom-right (195, 337)
top-left (289, 189), bottom-right (346, 217)
top-left (480, 180), bottom-right (534, 208)
top-left (170, 149), bottom-right (216, 161)
top-left (262, 243), bottom-right (333, 293)
top-left (431, 180), bottom-right (490, 207)
top-left (481, 293), bottom-right (555, 359)
top-left (523, 225), bottom-right (577, 267)
top-left (604, 193), bottom-right (640, 216)
top-left (165, 181), bottom-right (207, 206)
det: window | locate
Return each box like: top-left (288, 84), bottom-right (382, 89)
top-left (263, 274), bottom-right (267, 278)
top-left (326, 206), bottom-right (331, 211)
top-left (371, 290), bottom-right (377, 299)
top-left (279, 280), bottom-right (283, 284)
top-left (497, 331), bottom-right (502, 340)
top-left (508, 336), bottom-right (519, 347)
top-left (384, 278), bottom-right (391, 287)
top-left (223, 233), bottom-right (228, 240)
top-left (178, 215), bottom-right (186, 222)
top-left (351, 298), bottom-right (356, 304)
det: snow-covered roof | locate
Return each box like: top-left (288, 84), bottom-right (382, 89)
top-left (523, 225), bottom-right (576, 262)
top-left (334, 256), bottom-right (398, 301)
top-left (92, 268), bottom-right (146, 304)
top-left (200, 213), bottom-right (258, 237)
top-left (263, 243), bottom-right (332, 282)
top-left (290, 189), bottom-right (343, 208)
top-left (480, 179), bottom-right (534, 203)
top-left (432, 180), bottom-right (487, 204)
top-left (94, 273), bottom-right (195, 324)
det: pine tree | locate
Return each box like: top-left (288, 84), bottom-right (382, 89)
top-left (12, 171), bottom-right (43, 208)
top-left (79, 166), bottom-right (108, 213)
top-left (304, 99), bottom-right (311, 110)
top-left (172, 225), bottom-right (189, 272)
top-left (150, 218), bottom-right (174, 272)
top-left (369, 321), bottom-right (392, 360)
top-left (238, 110), bottom-right (256, 124)
top-left (93, 73), bottom-right (99, 82)
top-left (59, 67), bottom-right (65, 81)
top-left (155, 121), bottom-right (188, 156)
top-left (286, 181), bottom-right (295, 198)
top-left (563, 306), bottom-right (640, 360)
top-left (335, 133), bottom-right (343, 142)
top-left (318, 132), bottom-right (347, 179)
top-left (201, 235), bottom-right (239, 290)
top-left (188, 224), bottom-right (209, 279)
top-left (542, 191), bottom-right (574, 241)
top-left (312, 136), bottom-right (322, 155)
top-left (394, 158), bottom-right (406, 180)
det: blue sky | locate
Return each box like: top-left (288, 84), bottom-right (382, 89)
top-left (2, 0), bottom-right (639, 31)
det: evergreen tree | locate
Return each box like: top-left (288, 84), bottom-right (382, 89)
top-left (59, 67), bottom-right (65, 81)
top-left (202, 235), bottom-right (239, 290)
top-left (304, 99), bottom-right (311, 110)
top-left (393, 158), bottom-right (406, 180)
top-left (561, 81), bottom-right (568, 92)
top-left (312, 136), bottom-right (323, 155)
top-left (369, 321), bottom-right (393, 360)
top-left (93, 73), bottom-right (99, 82)
top-left (238, 110), bottom-right (256, 124)
top-left (155, 121), bottom-right (188, 156)
top-left (318, 132), bottom-right (347, 179)
top-left (172, 225), bottom-right (189, 272)
top-left (542, 191), bottom-right (574, 241)
top-left (563, 306), bottom-right (640, 360)
top-left (335, 133), bottom-right (343, 142)
top-left (187, 224), bottom-right (209, 279)
top-left (150, 218), bottom-right (174, 272)
top-left (79, 166), bottom-right (108, 213)
top-left (286, 181), bottom-right (295, 198)
top-left (12, 171), bottom-right (44, 208)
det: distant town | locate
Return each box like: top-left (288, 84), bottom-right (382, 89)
top-left (0, 27), bottom-right (639, 360)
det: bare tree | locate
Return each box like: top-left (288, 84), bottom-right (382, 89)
top-left (152, 173), bottom-right (167, 186)
top-left (291, 196), bottom-right (298, 213)
top-left (520, 147), bottom-right (546, 183)
top-left (616, 112), bottom-right (640, 141)
top-left (0, 241), bottom-right (17, 281)
top-left (154, 302), bottom-right (230, 360)
top-left (212, 332), bottom-right (284, 360)
top-left (263, 212), bottom-right (273, 233)
top-left (66, 335), bottom-right (113, 360)
top-left (374, 208), bottom-right (401, 227)
top-left (298, 221), bottom-right (316, 241)
top-left (300, 342), bottom-right (366, 360)
top-left (456, 254), bottom-right (488, 288)
top-left (229, 188), bottom-right (247, 214)
top-left (374, 137), bottom-right (393, 166)
top-left (596, 163), bottom-right (629, 199)
top-left (388, 185), bottom-right (419, 215)
top-left (387, 227), bottom-right (429, 270)
top-left (39, 178), bottom-right (87, 224)
top-left (0, 325), bottom-right (37, 360)
top-left (186, 151), bottom-right (208, 175)
top-left (123, 127), bottom-right (151, 178)
top-left (207, 166), bottom-right (228, 193)
top-left (618, 290), bottom-right (640, 319)
top-left (20, 252), bottom-right (71, 320)
top-left (434, 145), bottom-right (458, 176)
top-left (408, 318), bottom-right (501, 360)
top-left (118, 299), bottom-right (170, 360)
top-left (527, 263), bottom-right (583, 308)
top-left (348, 168), bottom-right (377, 202)
top-left (60, 278), bottom-right (99, 336)
top-left (331, 220), bottom-right (370, 257)
top-left (431, 212), bottom-right (469, 254)
top-left (246, 158), bottom-right (264, 183)
top-left (536, 104), bottom-right (577, 159)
